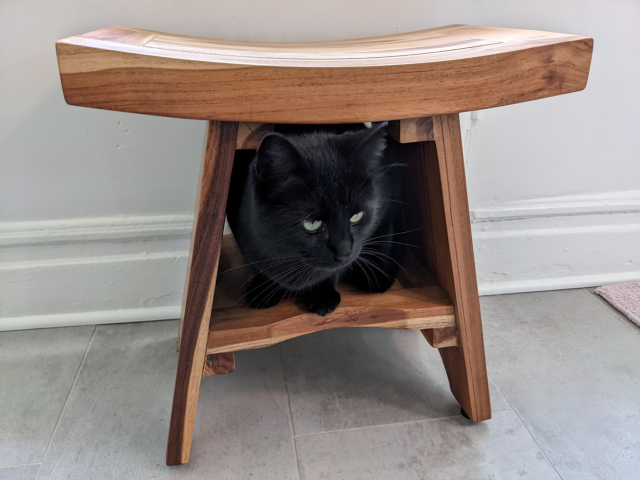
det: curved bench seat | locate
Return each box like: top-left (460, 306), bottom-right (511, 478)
top-left (56, 25), bottom-right (592, 123)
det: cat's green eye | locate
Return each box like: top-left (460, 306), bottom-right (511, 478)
top-left (303, 219), bottom-right (323, 232)
top-left (350, 211), bottom-right (365, 224)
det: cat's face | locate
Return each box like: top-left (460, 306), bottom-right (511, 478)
top-left (250, 124), bottom-right (390, 274)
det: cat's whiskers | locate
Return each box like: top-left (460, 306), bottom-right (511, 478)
top-left (257, 263), bottom-right (311, 308)
top-left (353, 258), bottom-right (374, 291)
top-left (282, 264), bottom-right (317, 304)
top-left (362, 240), bottom-right (421, 249)
top-left (236, 257), bottom-right (304, 292)
top-left (289, 264), bottom-right (316, 294)
top-left (217, 255), bottom-right (304, 275)
top-left (229, 260), bottom-right (307, 309)
top-left (360, 247), bottom-right (408, 276)
top-left (357, 256), bottom-right (395, 286)
top-left (363, 227), bottom-right (424, 243)
top-left (241, 265), bottom-right (306, 310)
top-left (356, 256), bottom-right (382, 290)
top-left (260, 260), bottom-right (321, 307)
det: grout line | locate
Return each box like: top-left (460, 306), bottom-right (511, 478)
top-left (488, 374), bottom-right (564, 480)
top-left (35, 325), bottom-right (97, 479)
top-left (294, 413), bottom-right (463, 439)
top-left (279, 344), bottom-right (302, 480)
top-left (0, 462), bottom-right (41, 468)
top-left (583, 288), bottom-right (640, 335)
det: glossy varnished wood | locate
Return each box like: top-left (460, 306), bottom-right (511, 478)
top-left (167, 121), bottom-right (238, 466)
top-left (405, 114), bottom-right (491, 422)
top-left (56, 25), bottom-right (592, 123)
top-left (206, 236), bottom-right (456, 354)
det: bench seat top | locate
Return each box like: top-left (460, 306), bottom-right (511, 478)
top-left (56, 25), bottom-right (592, 123)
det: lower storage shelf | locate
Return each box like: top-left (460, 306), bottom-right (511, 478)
top-left (206, 235), bottom-right (456, 354)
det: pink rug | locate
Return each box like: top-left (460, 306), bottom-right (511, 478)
top-left (595, 282), bottom-right (640, 327)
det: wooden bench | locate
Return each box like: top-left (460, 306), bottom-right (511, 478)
top-left (56, 24), bottom-right (593, 466)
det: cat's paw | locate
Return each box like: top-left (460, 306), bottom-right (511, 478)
top-left (300, 289), bottom-right (341, 316)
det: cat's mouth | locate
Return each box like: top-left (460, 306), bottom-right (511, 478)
top-left (318, 255), bottom-right (358, 271)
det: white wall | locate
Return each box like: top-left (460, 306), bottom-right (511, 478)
top-left (1, 1), bottom-right (639, 329)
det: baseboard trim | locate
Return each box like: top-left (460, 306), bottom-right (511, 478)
top-left (472, 190), bottom-right (640, 222)
top-left (0, 306), bottom-right (181, 331)
top-left (478, 271), bottom-right (640, 296)
top-left (472, 192), bottom-right (640, 297)
top-left (0, 215), bottom-right (194, 246)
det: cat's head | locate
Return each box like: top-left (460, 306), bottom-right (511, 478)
top-left (249, 123), bottom-right (392, 272)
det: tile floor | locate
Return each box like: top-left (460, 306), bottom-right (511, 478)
top-left (1, 288), bottom-right (639, 479)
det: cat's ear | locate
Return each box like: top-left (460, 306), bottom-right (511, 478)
top-left (351, 121), bottom-right (388, 168)
top-left (255, 133), bottom-right (304, 180)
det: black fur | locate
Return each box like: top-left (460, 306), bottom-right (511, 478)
top-left (226, 122), bottom-right (406, 316)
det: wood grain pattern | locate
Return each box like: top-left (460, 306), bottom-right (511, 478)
top-left (389, 117), bottom-right (434, 143)
top-left (206, 235), bottom-right (455, 354)
top-left (176, 129), bottom-right (212, 352)
top-left (422, 327), bottom-right (459, 348)
top-left (236, 122), bottom-right (274, 149)
top-left (202, 352), bottom-right (235, 377)
top-left (403, 115), bottom-right (491, 422)
top-left (56, 25), bottom-right (592, 123)
top-left (167, 121), bottom-right (238, 466)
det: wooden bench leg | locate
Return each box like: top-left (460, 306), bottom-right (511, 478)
top-left (408, 114), bottom-right (491, 422)
top-left (422, 326), bottom-right (458, 348)
top-left (167, 120), bottom-right (238, 466)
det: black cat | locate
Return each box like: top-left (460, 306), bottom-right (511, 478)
top-left (226, 122), bottom-right (406, 316)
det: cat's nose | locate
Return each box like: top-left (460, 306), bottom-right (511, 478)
top-left (334, 254), bottom-right (350, 263)
top-left (329, 236), bottom-right (353, 262)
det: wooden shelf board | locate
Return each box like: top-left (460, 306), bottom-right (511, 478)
top-left (206, 235), bottom-right (455, 354)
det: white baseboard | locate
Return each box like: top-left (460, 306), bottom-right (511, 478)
top-left (0, 306), bottom-right (181, 331)
top-left (0, 216), bottom-right (192, 331)
top-left (471, 190), bottom-right (640, 222)
top-left (1, 191), bottom-right (639, 330)
top-left (472, 190), bottom-right (640, 295)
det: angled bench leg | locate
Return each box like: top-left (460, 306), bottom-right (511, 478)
top-left (407, 114), bottom-right (491, 422)
top-left (167, 121), bottom-right (238, 466)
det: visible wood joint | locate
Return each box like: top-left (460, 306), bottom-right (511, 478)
top-left (202, 352), bottom-right (235, 377)
top-left (236, 122), bottom-right (274, 150)
top-left (422, 326), bottom-right (459, 348)
top-left (389, 117), bottom-right (434, 143)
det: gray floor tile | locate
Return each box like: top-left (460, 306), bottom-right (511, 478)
top-left (281, 328), bottom-right (509, 436)
top-left (38, 320), bottom-right (298, 480)
top-left (586, 288), bottom-right (640, 333)
top-left (482, 290), bottom-right (640, 480)
top-left (0, 326), bottom-right (94, 465)
top-left (295, 410), bottom-right (559, 480)
top-left (488, 376), bottom-right (511, 412)
top-left (0, 464), bottom-right (40, 480)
